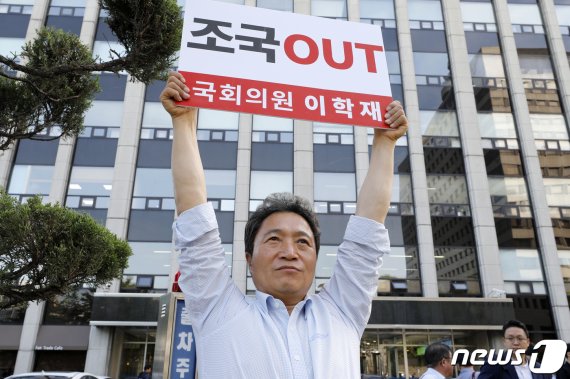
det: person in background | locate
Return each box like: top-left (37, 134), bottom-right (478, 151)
top-left (421, 343), bottom-right (455, 379)
top-left (458, 364), bottom-right (479, 379)
top-left (556, 344), bottom-right (570, 379)
top-left (137, 364), bottom-right (151, 379)
top-left (478, 320), bottom-right (550, 379)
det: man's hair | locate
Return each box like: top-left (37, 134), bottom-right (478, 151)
top-left (244, 193), bottom-right (320, 255)
top-left (144, 364), bottom-right (152, 370)
top-left (502, 319), bottom-right (529, 338)
top-left (425, 343), bottom-right (452, 368)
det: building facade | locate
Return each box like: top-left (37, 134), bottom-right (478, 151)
top-left (0, 0), bottom-right (569, 377)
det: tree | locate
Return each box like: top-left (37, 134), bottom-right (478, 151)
top-left (0, 0), bottom-right (183, 151)
top-left (0, 191), bottom-right (132, 309)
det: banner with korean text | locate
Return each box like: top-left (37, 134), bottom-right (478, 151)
top-left (169, 299), bottom-right (196, 379)
top-left (178, 0), bottom-right (392, 128)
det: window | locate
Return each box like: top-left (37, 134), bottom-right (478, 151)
top-left (408, 0), bottom-right (443, 22)
top-left (478, 113), bottom-right (517, 139)
top-left (499, 249), bottom-right (544, 281)
top-left (426, 175), bottom-right (469, 204)
top-left (198, 109), bottom-right (239, 130)
top-left (257, 0), bottom-right (292, 11)
top-left (460, 2), bottom-right (495, 24)
top-left (487, 177), bottom-right (530, 207)
top-left (8, 166), bottom-right (54, 195)
top-left (360, 0), bottom-right (395, 20)
top-left (314, 172), bottom-right (356, 201)
top-left (420, 111), bottom-right (460, 137)
top-left (250, 171), bottom-right (292, 200)
top-left (311, 0), bottom-right (347, 18)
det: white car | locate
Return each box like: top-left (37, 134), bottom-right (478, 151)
top-left (6, 372), bottom-right (110, 379)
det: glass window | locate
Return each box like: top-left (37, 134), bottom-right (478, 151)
top-left (311, 0), bottom-right (347, 18)
top-left (360, 0), bottom-right (395, 19)
top-left (500, 249), bottom-right (544, 281)
top-left (478, 113), bottom-right (517, 139)
top-left (142, 102), bottom-right (173, 129)
top-left (392, 174), bottom-right (413, 203)
top-left (313, 122), bottom-right (353, 134)
top-left (8, 165), bottom-right (54, 195)
top-left (257, 0), bottom-right (292, 11)
top-left (92, 41), bottom-right (125, 61)
top-left (559, 250), bottom-right (570, 281)
top-left (316, 245), bottom-right (337, 279)
top-left (530, 114), bottom-right (569, 140)
top-left (314, 172), bottom-right (356, 201)
top-left (253, 115), bottom-right (293, 131)
top-left (250, 171), bottom-right (292, 199)
top-left (198, 109), bottom-right (239, 130)
top-left (427, 175), bottom-right (469, 204)
top-left (508, 3), bottom-right (543, 25)
top-left (408, 0), bottom-right (443, 21)
top-left (518, 54), bottom-right (555, 80)
top-left (205, 170), bottom-right (237, 198)
top-left (84, 101), bottom-right (124, 127)
top-left (125, 242), bottom-right (173, 276)
top-left (468, 54), bottom-right (505, 78)
top-left (133, 168), bottom-right (174, 197)
top-left (413, 52), bottom-right (450, 76)
top-left (379, 246), bottom-right (420, 280)
top-left (543, 178), bottom-right (570, 206)
top-left (0, 37), bottom-right (25, 56)
top-left (420, 111), bottom-right (459, 136)
top-left (67, 167), bottom-right (114, 196)
top-left (460, 2), bottom-right (495, 23)
top-left (556, 5), bottom-right (570, 26)
top-left (487, 177), bottom-right (530, 206)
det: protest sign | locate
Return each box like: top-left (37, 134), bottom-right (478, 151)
top-left (178, 0), bottom-right (392, 127)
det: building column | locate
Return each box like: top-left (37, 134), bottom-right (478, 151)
top-left (11, 0), bottom-right (51, 372)
top-left (233, 113), bottom-right (253, 292)
top-left (48, 0), bottom-right (100, 206)
top-left (494, 0), bottom-right (570, 340)
top-left (0, 0), bottom-right (50, 189)
top-left (14, 302), bottom-right (45, 373)
top-left (85, 78), bottom-right (146, 374)
top-left (441, 0), bottom-right (505, 295)
top-left (539, 0), bottom-right (570, 124)
top-left (294, 0), bottom-right (310, 15)
top-left (395, 0), bottom-right (439, 297)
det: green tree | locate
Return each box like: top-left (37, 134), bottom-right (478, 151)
top-left (0, 0), bottom-right (183, 150)
top-left (0, 191), bottom-right (132, 309)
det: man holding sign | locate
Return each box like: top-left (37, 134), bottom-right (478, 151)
top-left (161, 71), bottom-right (407, 378)
top-left (162, 1), bottom-right (406, 378)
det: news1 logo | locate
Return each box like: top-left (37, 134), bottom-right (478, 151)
top-left (452, 340), bottom-right (568, 373)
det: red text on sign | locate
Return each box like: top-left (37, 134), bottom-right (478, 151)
top-left (284, 34), bottom-right (384, 73)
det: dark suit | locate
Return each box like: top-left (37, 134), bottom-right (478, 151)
top-left (478, 360), bottom-right (552, 379)
top-left (557, 361), bottom-right (570, 379)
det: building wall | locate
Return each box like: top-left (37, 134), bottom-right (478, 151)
top-left (0, 0), bottom-right (569, 376)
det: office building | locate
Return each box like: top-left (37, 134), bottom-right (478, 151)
top-left (0, 0), bottom-right (569, 377)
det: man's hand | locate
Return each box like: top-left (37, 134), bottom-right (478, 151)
top-left (160, 71), bottom-right (196, 120)
top-left (376, 100), bottom-right (408, 142)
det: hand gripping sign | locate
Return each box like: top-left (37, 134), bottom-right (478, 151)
top-left (177, 0), bottom-right (392, 128)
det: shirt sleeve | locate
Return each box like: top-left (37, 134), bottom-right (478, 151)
top-left (319, 215), bottom-right (389, 335)
top-left (174, 203), bottom-right (246, 331)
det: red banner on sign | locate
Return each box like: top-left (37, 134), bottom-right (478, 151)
top-left (177, 71), bottom-right (392, 128)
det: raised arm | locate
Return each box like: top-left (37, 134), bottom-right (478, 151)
top-left (160, 72), bottom-right (206, 215)
top-left (356, 101), bottom-right (408, 224)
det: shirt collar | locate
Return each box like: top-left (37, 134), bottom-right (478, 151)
top-left (425, 367), bottom-right (446, 379)
top-left (255, 290), bottom-right (312, 316)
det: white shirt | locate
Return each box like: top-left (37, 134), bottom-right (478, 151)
top-left (514, 363), bottom-right (533, 379)
top-left (174, 203), bottom-right (389, 379)
top-left (421, 368), bottom-right (447, 379)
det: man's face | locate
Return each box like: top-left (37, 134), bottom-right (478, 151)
top-left (441, 353), bottom-right (454, 378)
top-left (503, 326), bottom-right (530, 352)
top-left (247, 211), bottom-right (317, 306)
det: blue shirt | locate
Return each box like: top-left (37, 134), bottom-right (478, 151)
top-left (174, 203), bottom-right (389, 379)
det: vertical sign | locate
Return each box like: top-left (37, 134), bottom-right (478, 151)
top-left (169, 299), bottom-right (196, 379)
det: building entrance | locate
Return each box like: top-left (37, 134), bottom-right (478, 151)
top-left (360, 329), bottom-right (495, 379)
